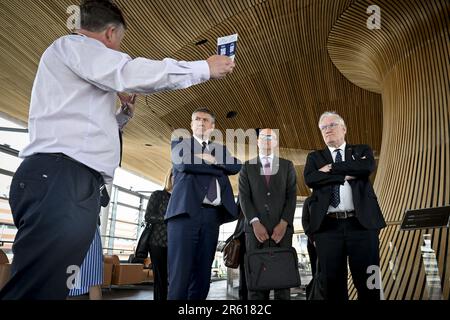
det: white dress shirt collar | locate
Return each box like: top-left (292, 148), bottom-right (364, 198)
top-left (259, 153), bottom-right (274, 168)
top-left (259, 153), bottom-right (274, 161)
top-left (193, 135), bottom-right (210, 147)
top-left (328, 142), bottom-right (346, 155)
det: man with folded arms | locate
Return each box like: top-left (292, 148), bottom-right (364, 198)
top-left (304, 112), bottom-right (386, 301)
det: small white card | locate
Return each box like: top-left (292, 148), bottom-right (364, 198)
top-left (217, 34), bottom-right (238, 61)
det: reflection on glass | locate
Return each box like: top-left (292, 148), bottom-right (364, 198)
top-left (420, 234), bottom-right (443, 300)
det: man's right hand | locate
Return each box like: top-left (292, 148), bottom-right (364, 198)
top-left (252, 221), bottom-right (269, 243)
top-left (207, 55), bottom-right (235, 79)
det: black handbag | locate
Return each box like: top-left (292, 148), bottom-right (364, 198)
top-left (132, 224), bottom-right (152, 262)
top-left (244, 240), bottom-right (301, 291)
top-left (307, 260), bottom-right (327, 300)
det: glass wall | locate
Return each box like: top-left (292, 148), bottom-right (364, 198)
top-left (0, 118), bottom-right (26, 262)
top-left (103, 186), bottom-right (149, 261)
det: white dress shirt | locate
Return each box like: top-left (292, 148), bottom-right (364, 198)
top-left (327, 142), bottom-right (355, 213)
top-left (20, 34), bottom-right (210, 183)
top-left (259, 153), bottom-right (274, 173)
top-left (193, 135), bottom-right (221, 206)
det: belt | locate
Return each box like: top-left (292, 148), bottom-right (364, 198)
top-left (201, 203), bottom-right (220, 209)
top-left (327, 210), bottom-right (355, 219)
top-left (35, 153), bottom-right (104, 183)
top-left (33, 153), bottom-right (109, 207)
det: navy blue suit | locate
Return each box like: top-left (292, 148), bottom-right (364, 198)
top-left (166, 137), bottom-right (241, 300)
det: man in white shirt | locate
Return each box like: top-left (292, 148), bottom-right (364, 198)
top-left (303, 112), bottom-right (386, 300)
top-left (0, 0), bottom-right (235, 300)
top-left (239, 129), bottom-right (297, 300)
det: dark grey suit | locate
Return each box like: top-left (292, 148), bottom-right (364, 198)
top-left (239, 156), bottom-right (297, 300)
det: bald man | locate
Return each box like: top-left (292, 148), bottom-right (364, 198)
top-left (239, 129), bottom-right (297, 300)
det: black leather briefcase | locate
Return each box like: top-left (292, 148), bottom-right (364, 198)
top-left (244, 242), bottom-right (301, 291)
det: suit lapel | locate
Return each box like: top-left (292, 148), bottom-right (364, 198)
top-left (254, 157), bottom-right (269, 190)
top-left (191, 137), bottom-right (202, 151)
top-left (321, 148), bottom-right (333, 164)
top-left (345, 144), bottom-right (353, 162)
top-left (268, 157), bottom-right (280, 189)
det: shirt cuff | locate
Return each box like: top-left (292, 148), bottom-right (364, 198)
top-left (189, 60), bottom-right (210, 82)
top-left (250, 217), bottom-right (260, 225)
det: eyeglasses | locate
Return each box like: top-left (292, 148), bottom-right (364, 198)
top-left (259, 135), bottom-right (274, 141)
top-left (319, 122), bottom-right (340, 131)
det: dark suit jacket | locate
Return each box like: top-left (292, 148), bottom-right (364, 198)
top-left (301, 196), bottom-right (312, 238)
top-left (303, 144), bottom-right (386, 236)
top-left (166, 137), bottom-right (242, 224)
top-left (239, 157), bottom-right (297, 235)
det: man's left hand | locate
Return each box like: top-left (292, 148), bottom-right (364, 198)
top-left (271, 219), bottom-right (288, 244)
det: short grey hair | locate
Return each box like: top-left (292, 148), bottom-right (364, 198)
top-left (192, 108), bottom-right (216, 124)
top-left (318, 111), bottom-right (346, 128)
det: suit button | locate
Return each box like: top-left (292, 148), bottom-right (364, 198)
top-left (267, 192), bottom-right (271, 196)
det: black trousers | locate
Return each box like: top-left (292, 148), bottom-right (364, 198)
top-left (314, 216), bottom-right (381, 301)
top-left (149, 245), bottom-right (168, 301)
top-left (0, 154), bottom-right (102, 300)
top-left (305, 237), bottom-right (318, 298)
top-left (237, 233), bottom-right (248, 300)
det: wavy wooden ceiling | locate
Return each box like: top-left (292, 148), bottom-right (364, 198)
top-left (329, 0), bottom-right (449, 300)
top-left (0, 0), bottom-right (383, 195)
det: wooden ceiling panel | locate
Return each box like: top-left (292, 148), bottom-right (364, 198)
top-left (0, 0), bottom-right (383, 196)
